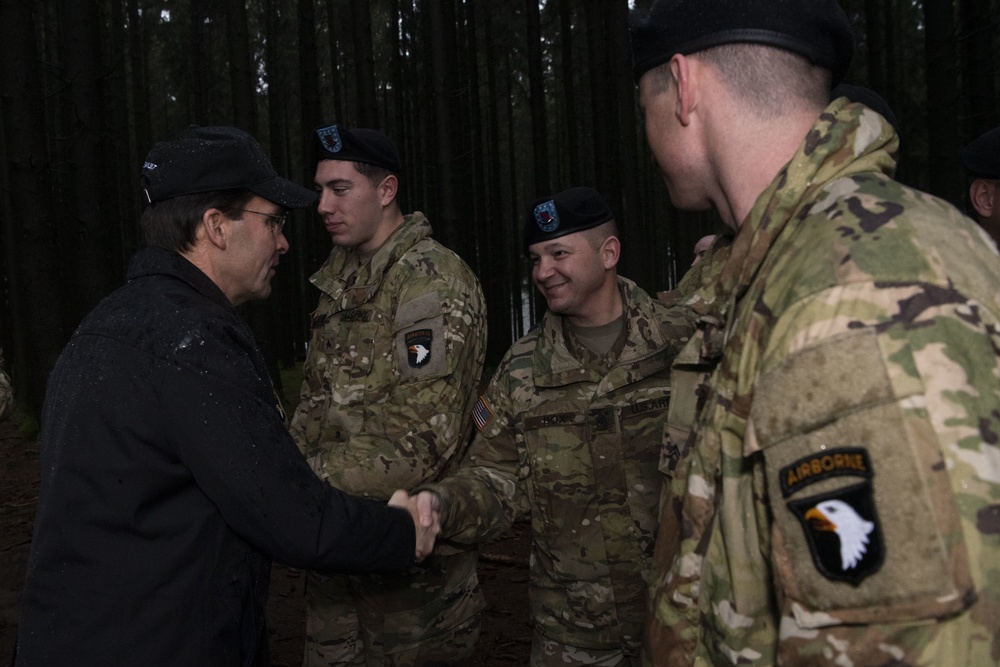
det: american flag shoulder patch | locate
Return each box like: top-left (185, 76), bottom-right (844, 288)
top-left (472, 395), bottom-right (494, 431)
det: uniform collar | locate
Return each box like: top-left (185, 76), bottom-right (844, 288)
top-left (310, 212), bottom-right (432, 308)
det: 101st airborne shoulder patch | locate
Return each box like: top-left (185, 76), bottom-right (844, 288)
top-left (405, 328), bottom-right (433, 368)
top-left (780, 448), bottom-right (884, 585)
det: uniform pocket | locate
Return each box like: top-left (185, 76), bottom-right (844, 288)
top-left (751, 328), bottom-right (975, 627)
top-left (522, 402), bottom-right (607, 582)
top-left (393, 292), bottom-right (449, 380)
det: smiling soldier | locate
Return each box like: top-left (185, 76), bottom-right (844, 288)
top-left (411, 187), bottom-right (695, 666)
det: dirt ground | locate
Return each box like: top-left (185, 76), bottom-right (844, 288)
top-left (0, 418), bottom-right (532, 665)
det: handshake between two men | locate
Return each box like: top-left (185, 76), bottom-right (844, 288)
top-left (388, 490), bottom-right (442, 562)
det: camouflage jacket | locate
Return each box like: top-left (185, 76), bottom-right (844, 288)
top-left (290, 212), bottom-right (487, 501)
top-left (427, 277), bottom-right (695, 651)
top-left (645, 99), bottom-right (1000, 666)
top-left (0, 347), bottom-right (11, 420)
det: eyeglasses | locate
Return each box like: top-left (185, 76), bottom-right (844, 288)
top-left (236, 208), bottom-right (287, 234)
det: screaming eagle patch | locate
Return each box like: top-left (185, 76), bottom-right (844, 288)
top-left (781, 448), bottom-right (884, 585)
top-left (405, 329), bottom-right (433, 368)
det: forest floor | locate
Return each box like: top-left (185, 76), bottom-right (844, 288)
top-left (0, 416), bottom-right (532, 665)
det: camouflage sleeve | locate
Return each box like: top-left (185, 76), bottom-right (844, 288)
top-left (424, 360), bottom-right (530, 545)
top-left (0, 348), bottom-right (12, 421)
top-left (746, 282), bottom-right (1000, 665)
top-left (307, 272), bottom-right (487, 500)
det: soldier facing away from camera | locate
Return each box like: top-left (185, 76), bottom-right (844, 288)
top-left (631, 0), bottom-right (1000, 664)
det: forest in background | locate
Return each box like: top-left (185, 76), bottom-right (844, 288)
top-left (1, 0), bottom-right (998, 419)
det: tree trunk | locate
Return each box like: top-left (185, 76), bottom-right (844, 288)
top-left (226, 0), bottom-right (257, 132)
top-left (585, 3), bottom-right (620, 205)
top-left (559, 0), bottom-right (582, 184)
top-left (426, 0), bottom-right (469, 258)
top-left (352, 2), bottom-right (378, 122)
top-left (0, 0), bottom-right (70, 414)
top-left (128, 0), bottom-right (152, 155)
top-left (611, 0), bottom-right (642, 283)
top-left (864, 0), bottom-right (887, 96)
top-left (61, 0), bottom-right (118, 321)
top-left (189, 0), bottom-right (212, 120)
top-left (325, 0), bottom-right (352, 124)
top-left (924, 0), bottom-right (963, 204)
top-left (525, 0), bottom-right (550, 196)
top-left (958, 0), bottom-right (999, 139)
top-left (108, 0), bottom-right (140, 264)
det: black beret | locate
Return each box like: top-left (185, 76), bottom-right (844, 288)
top-left (961, 127), bottom-right (1000, 180)
top-left (630, 0), bottom-right (855, 86)
top-left (523, 187), bottom-right (614, 255)
top-left (141, 125), bottom-right (317, 208)
top-left (313, 124), bottom-right (402, 173)
top-left (832, 83), bottom-right (900, 137)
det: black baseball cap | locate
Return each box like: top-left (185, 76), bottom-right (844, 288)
top-left (141, 125), bottom-right (317, 208)
top-left (523, 187), bottom-right (615, 255)
top-left (630, 0), bottom-right (855, 86)
top-left (312, 124), bottom-right (402, 173)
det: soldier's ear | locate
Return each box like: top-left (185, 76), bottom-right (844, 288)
top-left (601, 235), bottom-right (621, 270)
top-left (378, 174), bottom-right (399, 207)
top-left (970, 179), bottom-right (995, 219)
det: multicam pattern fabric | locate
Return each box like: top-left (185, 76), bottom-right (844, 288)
top-left (427, 278), bottom-right (695, 657)
top-left (644, 99), bottom-right (1000, 665)
top-left (304, 550), bottom-right (483, 666)
top-left (290, 212), bottom-right (487, 666)
top-left (0, 347), bottom-right (11, 420)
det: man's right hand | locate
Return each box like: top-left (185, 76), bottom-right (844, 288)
top-left (388, 490), bottom-right (441, 562)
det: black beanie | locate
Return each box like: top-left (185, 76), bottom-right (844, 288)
top-left (312, 124), bottom-right (402, 173)
top-left (630, 0), bottom-right (855, 86)
top-left (523, 187), bottom-right (614, 255)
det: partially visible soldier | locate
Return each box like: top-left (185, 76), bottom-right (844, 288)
top-left (960, 126), bottom-right (1000, 247)
top-left (631, 0), bottom-right (1000, 665)
top-left (291, 124), bottom-right (487, 666)
top-left (690, 234), bottom-right (715, 267)
top-left (413, 187), bottom-right (695, 667)
top-left (831, 83), bottom-right (900, 137)
top-left (0, 347), bottom-right (12, 420)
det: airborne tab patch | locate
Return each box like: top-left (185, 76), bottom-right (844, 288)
top-left (779, 447), bottom-right (872, 498)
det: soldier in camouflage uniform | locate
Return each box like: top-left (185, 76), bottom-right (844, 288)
top-left (416, 187), bottom-right (695, 666)
top-left (960, 126), bottom-right (1000, 247)
top-left (632, 1), bottom-right (1000, 665)
top-left (290, 125), bottom-right (487, 666)
top-left (0, 347), bottom-right (12, 420)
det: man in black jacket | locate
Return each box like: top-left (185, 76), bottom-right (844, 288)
top-left (14, 126), bottom-right (435, 666)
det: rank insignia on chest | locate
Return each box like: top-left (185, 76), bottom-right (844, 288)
top-left (405, 328), bottom-right (433, 367)
top-left (781, 448), bottom-right (884, 585)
